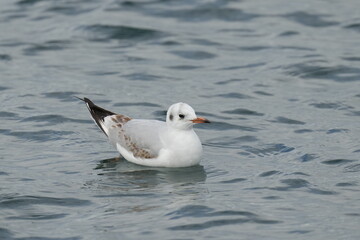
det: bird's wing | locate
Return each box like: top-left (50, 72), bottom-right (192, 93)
top-left (104, 118), bottom-right (167, 159)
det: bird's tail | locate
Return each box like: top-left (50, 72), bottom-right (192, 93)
top-left (77, 97), bottom-right (116, 136)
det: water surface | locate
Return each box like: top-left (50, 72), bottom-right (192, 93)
top-left (1, 0), bottom-right (360, 239)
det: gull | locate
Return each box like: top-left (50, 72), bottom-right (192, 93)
top-left (78, 98), bottom-right (210, 167)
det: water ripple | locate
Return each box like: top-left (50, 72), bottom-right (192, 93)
top-left (219, 178), bottom-right (247, 184)
top-left (81, 24), bottom-right (166, 42)
top-left (344, 164), bottom-right (360, 173)
top-left (206, 136), bottom-right (258, 149)
top-left (222, 108), bottom-right (264, 116)
top-left (170, 50), bottom-right (217, 60)
top-left (151, 7), bottom-right (260, 22)
top-left (297, 154), bottom-right (319, 162)
top-left (0, 195), bottom-right (91, 208)
top-left (23, 40), bottom-right (72, 56)
top-left (321, 159), bottom-right (355, 165)
top-left (1, 225), bottom-right (80, 240)
top-left (113, 102), bottom-right (161, 108)
top-left (282, 11), bottom-right (339, 27)
top-left (0, 54), bottom-right (11, 61)
top-left (259, 170), bottom-right (282, 177)
top-left (0, 86), bottom-right (10, 91)
top-left (21, 114), bottom-right (90, 126)
top-left (240, 144), bottom-right (295, 157)
top-left (254, 178), bottom-right (339, 195)
top-left (270, 117), bottom-right (306, 125)
top-left (1, 129), bottom-right (73, 142)
top-left (0, 111), bottom-right (19, 119)
top-left (167, 205), bottom-right (280, 230)
top-left (210, 121), bottom-right (259, 132)
top-left (285, 64), bottom-right (360, 82)
top-left (121, 72), bottom-right (164, 81)
top-left (310, 102), bottom-right (353, 110)
top-left (212, 92), bottom-right (253, 99)
top-left (7, 213), bottom-right (67, 220)
top-left (344, 23), bottom-right (360, 32)
top-left (42, 91), bottom-right (81, 102)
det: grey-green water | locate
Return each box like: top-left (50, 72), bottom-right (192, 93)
top-left (1, 0), bottom-right (360, 239)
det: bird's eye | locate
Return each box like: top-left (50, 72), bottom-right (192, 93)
top-left (179, 114), bottom-right (185, 119)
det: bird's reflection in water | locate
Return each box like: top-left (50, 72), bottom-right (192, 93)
top-left (94, 157), bottom-right (207, 190)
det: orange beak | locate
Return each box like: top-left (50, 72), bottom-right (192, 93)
top-left (191, 117), bottom-right (210, 124)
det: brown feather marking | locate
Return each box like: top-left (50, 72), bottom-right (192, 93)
top-left (123, 133), bottom-right (155, 159)
top-left (116, 115), bottom-right (131, 123)
top-left (111, 117), bottom-right (119, 123)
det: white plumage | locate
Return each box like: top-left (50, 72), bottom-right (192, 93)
top-left (80, 98), bottom-right (210, 167)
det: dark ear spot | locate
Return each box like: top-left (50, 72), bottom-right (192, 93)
top-left (169, 114), bottom-right (173, 121)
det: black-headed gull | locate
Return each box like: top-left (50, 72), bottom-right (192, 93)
top-left (79, 98), bottom-right (210, 167)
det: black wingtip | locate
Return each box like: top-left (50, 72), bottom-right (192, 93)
top-left (78, 97), bottom-right (116, 136)
top-left (74, 96), bottom-right (85, 102)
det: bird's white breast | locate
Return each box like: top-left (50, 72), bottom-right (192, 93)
top-left (159, 128), bottom-right (203, 167)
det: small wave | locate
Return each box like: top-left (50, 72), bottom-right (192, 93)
top-left (259, 170), bottom-right (282, 177)
top-left (284, 63), bottom-right (360, 82)
top-left (209, 121), bottom-right (259, 132)
top-left (282, 11), bottom-right (339, 27)
top-left (261, 178), bottom-right (338, 195)
top-left (342, 57), bottom-right (360, 62)
top-left (0, 195), bottom-right (92, 209)
top-left (278, 31), bottom-right (299, 37)
top-left (326, 129), bottom-right (349, 134)
top-left (212, 92), bottom-right (253, 99)
top-left (239, 46), bottom-right (270, 51)
top-left (219, 178), bottom-right (247, 184)
top-left (21, 114), bottom-right (91, 125)
top-left (310, 102), bottom-right (353, 110)
top-left (170, 50), bottom-right (217, 60)
top-left (0, 171), bottom-right (9, 176)
top-left (344, 163), bottom-right (360, 172)
top-left (344, 23), bottom-right (360, 32)
top-left (273, 179), bottom-right (309, 189)
top-left (240, 143), bottom-right (295, 157)
top-left (23, 40), bottom-right (72, 56)
top-left (222, 108), bottom-right (264, 116)
top-left (167, 205), bottom-right (280, 231)
top-left (253, 91), bottom-right (273, 96)
top-left (7, 213), bottom-right (67, 220)
top-left (297, 154), bottom-right (318, 162)
top-left (219, 62), bottom-right (266, 70)
top-left (0, 111), bottom-right (19, 119)
top-left (121, 72), bottom-right (164, 81)
top-left (215, 78), bottom-right (246, 85)
top-left (321, 159), bottom-right (355, 165)
top-left (346, 111), bottom-right (360, 117)
top-left (17, 0), bottom-right (45, 5)
top-left (1, 129), bottom-right (73, 142)
top-left (113, 102), bottom-right (161, 108)
top-left (80, 24), bottom-right (166, 42)
top-left (335, 182), bottom-right (357, 187)
top-left (270, 117), bottom-right (306, 125)
top-left (166, 65), bottom-right (203, 70)
top-left (0, 54), bottom-right (11, 61)
top-left (151, 7), bottom-right (260, 22)
top-left (294, 129), bottom-right (313, 134)
top-left (42, 91), bottom-right (81, 102)
top-left (206, 135), bottom-right (258, 149)
top-left (45, 5), bottom-right (95, 16)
